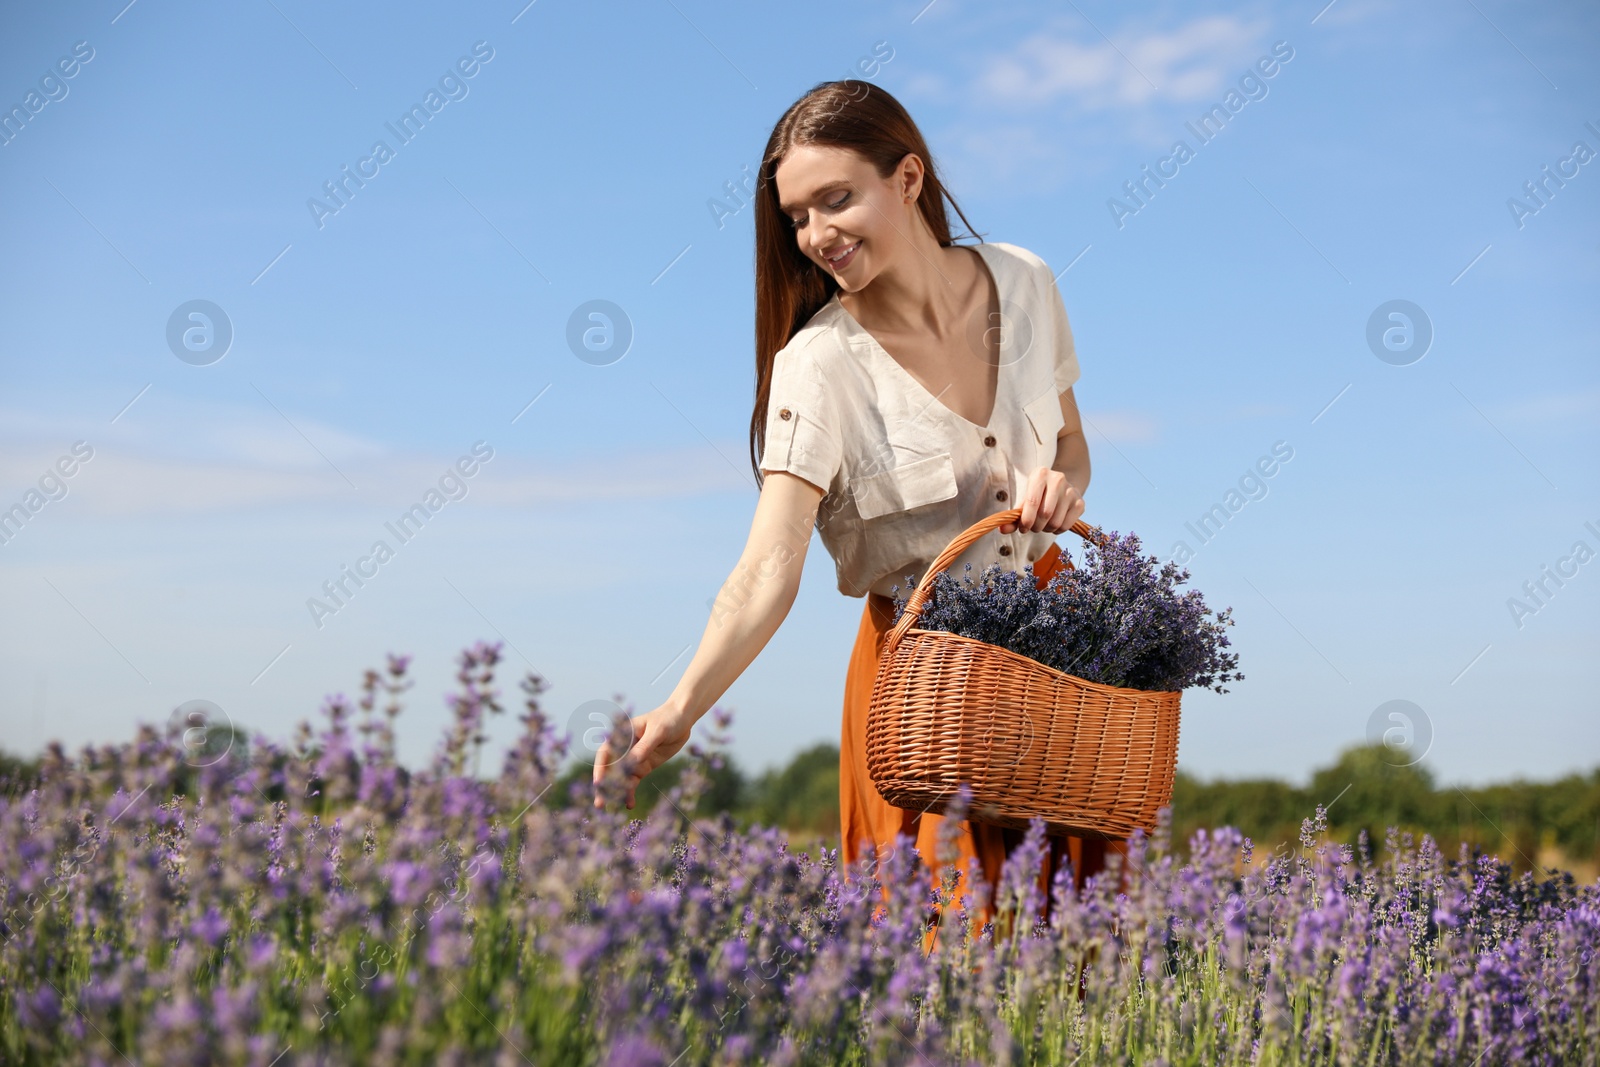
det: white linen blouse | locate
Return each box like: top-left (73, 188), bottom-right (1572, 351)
top-left (758, 240), bottom-right (1082, 599)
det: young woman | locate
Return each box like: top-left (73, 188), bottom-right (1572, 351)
top-left (594, 79), bottom-right (1123, 918)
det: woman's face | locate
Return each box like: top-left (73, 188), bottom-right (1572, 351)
top-left (774, 144), bottom-right (920, 292)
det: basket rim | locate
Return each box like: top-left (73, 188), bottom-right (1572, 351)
top-left (887, 625), bottom-right (1184, 700)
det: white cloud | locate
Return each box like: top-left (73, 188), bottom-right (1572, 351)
top-left (1081, 408), bottom-right (1160, 444)
top-left (474, 446), bottom-right (755, 506)
top-left (975, 15), bottom-right (1269, 110)
top-left (0, 445), bottom-right (755, 517)
top-left (0, 397), bottom-right (389, 470)
top-left (1494, 388), bottom-right (1600, 426)
top-left (941, 123), bottom-right (1075, 191)
top-left (0, 398), bottom-right (756, 517)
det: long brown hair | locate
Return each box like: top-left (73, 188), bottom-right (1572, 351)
top-left (749, 79), bottom-right (981, 486)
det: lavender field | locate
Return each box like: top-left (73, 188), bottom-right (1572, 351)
top-left (2, 644), bottom-right (1596, 1066)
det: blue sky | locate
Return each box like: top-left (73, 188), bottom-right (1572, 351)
top-left (1, 0), bottom-right (1595, 789)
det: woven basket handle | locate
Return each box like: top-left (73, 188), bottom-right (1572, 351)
top-left (883, 507), bottom-right (1102, 655)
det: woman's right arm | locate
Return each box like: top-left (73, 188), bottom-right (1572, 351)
top-left (591, 469), bottom-right (827, 809)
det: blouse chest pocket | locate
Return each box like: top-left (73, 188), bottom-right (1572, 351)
top-left (851, 452), bottom-right (959, 520)
top-left (1022, 386), bottom-right (1065, 467)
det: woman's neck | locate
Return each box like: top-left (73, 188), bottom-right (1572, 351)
top-left (838, 224), bottom-right (971, 343)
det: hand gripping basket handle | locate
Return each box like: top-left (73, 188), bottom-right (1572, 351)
top-left (883, 507), bottom-right (1103, 655)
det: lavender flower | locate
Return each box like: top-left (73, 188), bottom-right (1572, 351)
top-left (894, 527), bottom-right (1244, 693)
top-left (0, 644), bottom-right (1591, 1066)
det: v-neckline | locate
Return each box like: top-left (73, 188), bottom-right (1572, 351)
top-left (829, 242), bottom-right (1006, 431)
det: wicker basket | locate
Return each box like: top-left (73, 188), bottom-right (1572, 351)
top-left (865, 508), bottom-right (1181, 840)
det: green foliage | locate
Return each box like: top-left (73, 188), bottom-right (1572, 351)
top-left (570, 739), bottom-right (1599, 875)
top-left (1170, 773), bottom-right (1306, 850)
top-left (0, 749), bottom-right (41, 798)
top-left (546, 753), bottom-right (747, 820)
top-left (6, 732), bottom-right (1593, 873)
top-left (742, 742), bottom-right (840, 836)
top-left (543, 745), bottom-right (834, 836)
top-left (1173, 742), bottom-right (1600, 873)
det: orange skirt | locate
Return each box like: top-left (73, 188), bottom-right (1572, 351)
top-left (838, 539), bottom-right (1125, 931)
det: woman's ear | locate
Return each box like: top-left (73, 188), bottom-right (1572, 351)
top-left (897, 151), bottom-right (926, 203)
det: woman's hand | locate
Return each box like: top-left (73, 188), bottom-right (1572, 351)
top-left (592, 703), bottom-right (695, 811)
top-left (999, 466), bottom-right (1084, 535)
top-left (589, 469), bottom-right (823, 811)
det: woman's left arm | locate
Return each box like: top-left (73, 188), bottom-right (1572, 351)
top-left (1004, 385), bottom-right (1091, 535)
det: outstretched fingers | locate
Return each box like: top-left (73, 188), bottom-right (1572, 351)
top-left (591, 736), bottom-right (615, 808)
top-left (590, 707), bottom-right (691, 811)
top-left (591, 717), bottom-right (641, 810)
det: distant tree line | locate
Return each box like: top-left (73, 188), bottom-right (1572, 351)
top-left (544, 742), bottom-right (841, 844)
top-left (535, 741), bottom-right (1599, 875)
top-left (1170, 743), bottom-right (1600, 876)
top-left (6, 738), bottom-right (1593, 875)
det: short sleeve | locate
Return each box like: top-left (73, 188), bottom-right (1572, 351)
top-left (758, 335), bottom-right (845, 495)
top-left (1038, 259), bottom-right (1082, 394)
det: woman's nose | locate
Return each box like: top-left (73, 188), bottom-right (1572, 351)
top-left (810, 222), bottom-right (838, 256)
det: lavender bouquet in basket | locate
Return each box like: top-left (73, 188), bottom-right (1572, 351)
top-left (891, 528), bottom-right (1243, 694)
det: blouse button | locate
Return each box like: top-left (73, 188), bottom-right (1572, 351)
top-left (983, 435), bottom-right (996, 447)
top-left (778, 408), bottom-right (792, 421)
top-left (995, 490), bottom-right (1008, 502)
top-left (998, 545), bottom-right (1012, 556)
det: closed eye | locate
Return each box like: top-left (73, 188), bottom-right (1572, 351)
top-left (791, 192), bottom-right (851, 229)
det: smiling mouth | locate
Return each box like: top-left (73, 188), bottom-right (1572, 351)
top-left (824, 241), bottom-right (860, 268)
